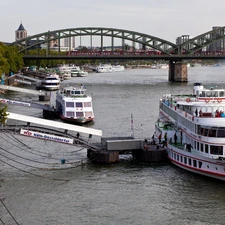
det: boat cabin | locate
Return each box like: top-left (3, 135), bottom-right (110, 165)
top-left (63, 86), bottom-right (87, 97)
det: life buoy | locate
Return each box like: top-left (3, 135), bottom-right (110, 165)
top-left (186, 98), bottom-right (191, 103)
top-left (205, 98), bottom-right (210, 103)
top-left (217, 98), bottom-right (222, 103)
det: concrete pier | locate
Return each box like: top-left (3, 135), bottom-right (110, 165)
top-left (169, 61), bottom-right (188, 82)
top-left (87, 149), bottom-right (119, 164)
top-left (88, 138), bottom-right (168, 164)
top-left (132, 145), bottom-right (168, 163)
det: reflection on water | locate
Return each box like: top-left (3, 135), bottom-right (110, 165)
top-left (1, 66), bottom-right (225, 224)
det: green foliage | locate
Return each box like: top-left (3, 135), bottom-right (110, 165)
top-left (0, 42), bottom-right (24, 75)
top-left (0, 106), bottom-right (9, 124)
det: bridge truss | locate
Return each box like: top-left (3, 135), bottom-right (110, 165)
top-left (10, 26), bottom-right (225, 59)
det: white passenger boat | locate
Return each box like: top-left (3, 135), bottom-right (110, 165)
top-left (96, 64), bottom-right (112, 73)
top-left (36, 73), bottom-right (60, 91)
top-left (55, 84), bottom-right (94, 124)
top-left (155, 83), bottom-right (225, 181)
top-left (56, 65), bottom-right (74, 80)
top-left (112, 65), bottom-right (125, 72)
top-left (71, 67), bottom-right (88, 77)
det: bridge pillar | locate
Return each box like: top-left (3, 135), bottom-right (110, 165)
top-left (169, 61), bottom-right (188, 82)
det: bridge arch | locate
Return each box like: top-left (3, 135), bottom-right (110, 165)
top-left (177, 26), bottom-right (225, 55)
top-left (11, 27), bottom-right (178, 55)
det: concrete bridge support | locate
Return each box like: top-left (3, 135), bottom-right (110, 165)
top-left (169, 61), bottom-right (188, 82)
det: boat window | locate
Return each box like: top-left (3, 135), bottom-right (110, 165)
top-left (66, 102), bottom-right (74, 107)
top-left (198, 161), bottom-right (202, 168)
top-left (210, 145), bottom-right (223, 155)
top-left (206, 91), bottom-right (212, 97)
top-left (177, 154), bottom-right (179, 161)
top-left (66, 111), bottom-right (74, 117)
top-left (217, 128), bottom-right (225, 137)
top-left (76, 102), bottom-right (83, 107)
top-left (197, 142), bottom-right (199, 151)
top-left (188, 158), bottom-right (192, 166)
top-left (180, 155), bottom-right (183, 163)
top-left (200, 91), bottom-right (206, 97)
top-left (184, 157), bottom-right (187, 164)
top-left (205, 144), bottom-right (209, 153)
top-left (75, 91), bottom-right (81, 94)
top-left (193, 160), bottom-right (197, 167)
top-left (85, 111), bottom-right (93, 117)
top-left (200, 143), bottom-right (204, 152)
top-left (84, 102), bottom-right (92, 107)
top-left (174, 153), bottom-right (176, 160)
top-left (76, 112), bottom-right (84, 117)
top-left (208, 128), bottom-right (217, 137)
top-left (219, 91), bottom-right (224, 97)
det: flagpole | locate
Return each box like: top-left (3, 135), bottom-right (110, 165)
top-left (131, 113), bottom-right (134, 137)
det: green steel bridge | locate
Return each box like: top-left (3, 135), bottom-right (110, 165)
top-left (10, 26), bottom-right (225, 81)
top-left (10, 26), bottom-right (225, 61)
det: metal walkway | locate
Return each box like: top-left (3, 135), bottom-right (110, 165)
top-left (7, 112), bottom-right (102, 136)
top-left (0, 97), bottom-right (53, 111)
top-left (0, 84), bottom-right (47, 96)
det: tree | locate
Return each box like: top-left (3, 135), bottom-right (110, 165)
top-left (0, 106), bottom-right (9, 124)
top-left (0, 42), bottom-right (24, 75)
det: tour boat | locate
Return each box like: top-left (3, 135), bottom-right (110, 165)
top-left (56, 64), bottom-right (74, 80)
top-left (36, 73), bottom-right (60, 91)
top-left (96, 64), bottom-right (113, 73)
top-left (112, 65), bottom-right (125, 72)
top-left (71, 67), bottom-right (88, 77)
top-left (55, 84), bottom-right (94, 124)
top-left (155, 83), bottom-right (225, 181)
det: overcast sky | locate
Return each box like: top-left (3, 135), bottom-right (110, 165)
top-left (1, 0), bottom-right (224, 43)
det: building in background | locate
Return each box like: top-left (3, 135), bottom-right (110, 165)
top-left (63, 37), bottom-right (75, 51)
top-left (15, 23), bottom-right (27, 41)
top-left (176, 35), bottom-right (193, 51)
top-left (207, 26), bottom-right (225, 52)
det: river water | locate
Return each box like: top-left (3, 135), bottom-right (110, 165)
top-left (1, 65), bottom-right (225, 224)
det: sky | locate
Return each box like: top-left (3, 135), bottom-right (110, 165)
top-left (1, 0), bottom-right (225, 44)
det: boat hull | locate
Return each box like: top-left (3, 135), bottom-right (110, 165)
top-left (166, 145), bottom-right (225, 181)
top-left (60, 115), bottom-right (94, 124)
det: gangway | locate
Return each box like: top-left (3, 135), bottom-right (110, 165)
top-left (0, 84), bottom-right (47, 96)
top-left (0, 97), bottom-right (53, 111)
top-left (16, 74), bottom-right (39, 82)
top-left (7, 112), bottom-right (102, 136)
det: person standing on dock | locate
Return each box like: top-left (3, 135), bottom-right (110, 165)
top-left (164, 132), bottom-right (167, 143)
top-left (174, 133), bottom-right (177, 144)
top-left (158, 133), bottom-right (162, 143)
